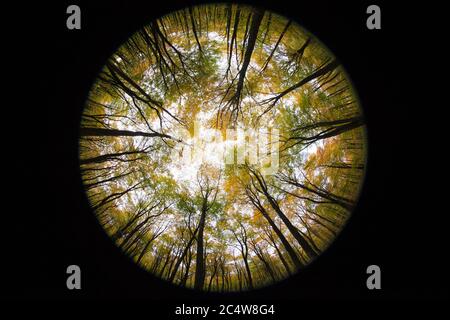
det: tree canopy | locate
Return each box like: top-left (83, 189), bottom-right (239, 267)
top-left (79, 3), bottom-right (366, 291)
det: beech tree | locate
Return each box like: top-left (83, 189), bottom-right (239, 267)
top-left (79, 3), bottom-right (366, 291)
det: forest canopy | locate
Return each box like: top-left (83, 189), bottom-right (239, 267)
top-left (79, 3), bottom-right (366, 292)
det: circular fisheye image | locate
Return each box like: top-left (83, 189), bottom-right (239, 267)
top-left (79, 4), bottom-right (366, 291)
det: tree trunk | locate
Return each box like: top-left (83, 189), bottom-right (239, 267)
top-left (261, 59), bottom-right (339, 116)
top-left (80, 127), bottom-right (173, 140)
top-left (193, 205), bottom-right (207, 290)
top-left (233, 8), bottom-right (264, 105)
top-left (246, 188), bottom-right (303, 269)
top-left (249, 169), bottom-right (319, 260)
top-left (260, 20), bottom-right (291, 72)
top-left (168, 227), bottom-right (199, 282)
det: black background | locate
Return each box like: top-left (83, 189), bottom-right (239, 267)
top-left (4, 0), bottom-right (448, 308)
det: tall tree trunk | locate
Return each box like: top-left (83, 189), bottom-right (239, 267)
top-left (223, 7), bottom-right (264, 124)
top-left (207, 258), bottom-right (219, 291)
top-left (188, 7), bottom-right (203, 53)
top-left (80, 149), bottom-right (149, 165)
top-left (279, 175), bottom-right (354, 210)
top-left (92, 181), bottom-right (142, 212)
top-left (261, 59), bottom-right (339, 116)
top-left (233, 8), bottom-right (264, 105)
top-left (158, 245), bottom-right (175, 277)
top-left (260, 20), bottom-right (291, 73)
top-left (246, 188), bottom-right (303, 269)
top-left (265, 193), bottom-right (319, 260)
top-left (193, 205), bottom-right (207, 290)
top-left (80, 127), bottom-right (174, 140)
top-left (284, 116), bottom-right (364, 148)
top-left (242, 251), bottom-right (253, 290)
top-left (84, 170), bottom-right (134, 190)
top-left (180, 248), bottom-right (193, 286)
top-left (168, 227), bottom-right (199, 282)
top-left (252, 244), bottom-right (277, 282)
top-left (249, 169), bottom-right (319, 260)
top-left (265, 230), bottom-right (292, 276)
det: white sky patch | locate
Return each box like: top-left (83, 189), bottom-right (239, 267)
top-left (168, 124), bottom-right (228, 187)
top-left (208, 31), bottom-right (221, 41)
